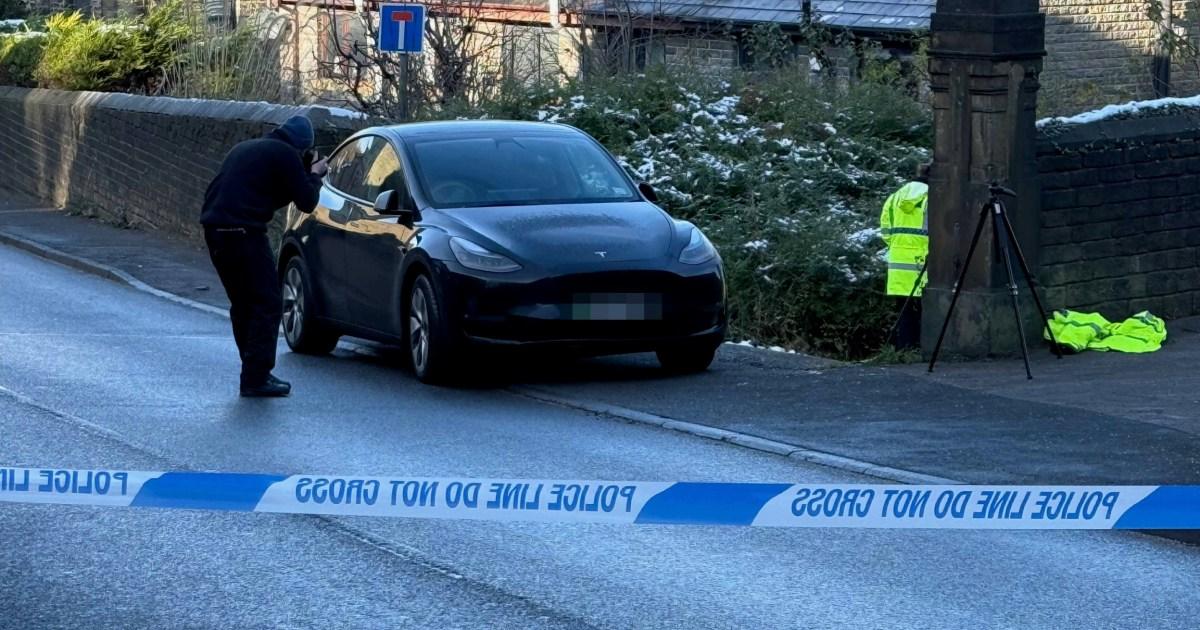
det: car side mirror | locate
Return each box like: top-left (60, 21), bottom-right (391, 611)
top-left (374, 190), bottom-right (418, 226)
top-left (638, 181), bottom-right (659, 203)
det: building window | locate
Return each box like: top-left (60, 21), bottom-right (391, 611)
top-left (502, 25), bottom-right (563, 86)
top-left (633, 33), bottom-right (666, 71)
top-left (319, 10), bottom-right (371, 80)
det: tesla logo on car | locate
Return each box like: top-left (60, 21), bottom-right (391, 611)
top-left (594, 251), bottom-right (607, 258)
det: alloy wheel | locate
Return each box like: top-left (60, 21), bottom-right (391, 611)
top-left (283, 266), bottom-right (304, 344)
top-left (410, 287), bottom-right (430, 373)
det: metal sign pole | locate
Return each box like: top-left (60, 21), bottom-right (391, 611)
top-left (399, 53), bottom-right (410, 121)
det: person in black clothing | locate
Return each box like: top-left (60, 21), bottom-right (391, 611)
top-left (201, 115), bottom-right (329, 397)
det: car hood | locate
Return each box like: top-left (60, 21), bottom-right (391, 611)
top-left (436, 202), bottom-right (676, 264)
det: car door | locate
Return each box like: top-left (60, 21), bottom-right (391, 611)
top-left (341, 138), bottom-right (419, 339)
top-left (307, 136), bottom-right (382, 324)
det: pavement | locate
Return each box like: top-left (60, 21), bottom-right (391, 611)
top-left (1, 193), bottom-right (1197, 489)
top-left (3, 200), bottom-right (1200, 629)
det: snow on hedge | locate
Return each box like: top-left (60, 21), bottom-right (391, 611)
top-left (527, 82), bottom-right (929, 291)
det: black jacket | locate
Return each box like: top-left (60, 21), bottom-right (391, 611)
top-left (200, 128), bottom-right (323, 231)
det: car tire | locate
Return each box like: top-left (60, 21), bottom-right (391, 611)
top-left (656, 341), bottom-right (719, 374)
top-left (281, 256), bottom-right (340, 355)
top-left (408, 274), bottom-right (460, 384)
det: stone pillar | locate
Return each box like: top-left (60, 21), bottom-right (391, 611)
top-left (923, 0), bottom-right (1047, 358)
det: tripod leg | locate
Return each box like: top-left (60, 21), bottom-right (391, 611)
top-left (928, 201), bottom-right (991, 373)
top-left (997, 209), bottom-right (1064, 360)
top-left (993, 205), bottom-right (1034, 379)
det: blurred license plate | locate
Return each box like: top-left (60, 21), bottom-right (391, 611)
top-left (570, 293), bottom-right (663, 321)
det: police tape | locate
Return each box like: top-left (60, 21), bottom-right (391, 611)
top-left (1, 467), bottom-right (1198, 529)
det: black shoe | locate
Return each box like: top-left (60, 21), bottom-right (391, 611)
top-left (240, 374), bottom-right (291, 398)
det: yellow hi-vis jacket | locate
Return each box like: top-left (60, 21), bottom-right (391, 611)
top-left (880, 182), bottom-right (929, 297)
top-left (1043, 310), bottom-right (1167, 353)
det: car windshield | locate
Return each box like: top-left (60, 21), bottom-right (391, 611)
top-left (408, 132), bottom-right (640, 208)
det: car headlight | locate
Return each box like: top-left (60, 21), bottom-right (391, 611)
top-left (679, 228), bottom-right (717, 265)
top-left (449, 237), bottom-right (521, 273)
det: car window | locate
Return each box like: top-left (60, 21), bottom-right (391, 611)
top-left (361, 142), bottom-right (405, 204)
top-left (564, 142), bottom-right (636, 199)
top-left (408, 133), bottom-right (638, 209)
top-left (327, 135), bottom-right (387, 201)
top-left (325, 143), bottom-right (361, 196)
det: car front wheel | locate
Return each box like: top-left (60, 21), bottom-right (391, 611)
top-left (282, 257), bottom-right (340, 355)
top-left (656, 341), bottom-right (719, 374)
top-left (408, 274), bottom-right (460, 384)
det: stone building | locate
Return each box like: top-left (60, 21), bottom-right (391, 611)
top-left (242, 0), bottom-right (1200, 114)
top-left (579, 0), bottom-right (931, 75)
top-left (257, 0), bottom-right (938, 107)
top-left (572, 0), bottom-right (1200, 112)
top-left (18, 0), bottom-right (1196, 115)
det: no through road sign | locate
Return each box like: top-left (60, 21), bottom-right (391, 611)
top-left (378, 4), bottom-right (425, 54)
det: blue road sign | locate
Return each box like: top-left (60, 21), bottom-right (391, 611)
top-left (378, 4), bottom-right (425, 54)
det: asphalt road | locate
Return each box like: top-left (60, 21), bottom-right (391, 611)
top-left (2, 242), bottom-right (1200, 630)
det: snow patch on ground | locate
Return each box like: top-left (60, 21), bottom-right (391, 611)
top-left (728, 339), bottom-right (800, 355)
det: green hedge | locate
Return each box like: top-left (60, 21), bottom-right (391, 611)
top-left (0, 2), bottom-right (190, 94)
top-left (38, 5), bottom-right (189, 93)
top-left (0, 33), bottom-right (42, 87)
top-left (441, 68), bottom-right (932, 358)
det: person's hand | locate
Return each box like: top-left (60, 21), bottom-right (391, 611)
top-left (310, 156), bottom-right (329, 177)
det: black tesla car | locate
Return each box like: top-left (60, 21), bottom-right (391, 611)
top-left (277, 120), bottom-right (726, 383)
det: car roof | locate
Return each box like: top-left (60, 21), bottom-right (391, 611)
top-left (367, 120), bottom-right (582, 141)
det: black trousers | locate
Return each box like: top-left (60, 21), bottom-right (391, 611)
top-left (892, 298), bottom-right (922, 351)
top-left (204, 226), bottom-right (282, 386)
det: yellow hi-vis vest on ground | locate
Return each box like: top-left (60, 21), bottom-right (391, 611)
top-left (880, 182), bottom-right (929, 297)
top-left (1043, 310), bottom-right (1167, 353)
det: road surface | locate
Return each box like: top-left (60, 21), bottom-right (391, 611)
top-left (1, 243), bottom-right (1198, 630)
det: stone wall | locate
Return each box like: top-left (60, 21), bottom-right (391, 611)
top-left (663, 36), bottom-right (737, 73)
top-left (1040, 0), bottom-right (1156, 110)
top-left (0, 87), bottom-right (366, 242)
top-left (1038, 112), bottom-right (1200, 320)
top-left (1038, 0), bottom-right (1200, 114)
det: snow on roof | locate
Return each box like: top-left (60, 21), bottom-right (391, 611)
top-left (1037, 94), bottom-right (1200, 128)
top-left (584, 0), bottom-right (934, 32)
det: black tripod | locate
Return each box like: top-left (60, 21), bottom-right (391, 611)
top-left (927, 183), bottom-right (1062, 379)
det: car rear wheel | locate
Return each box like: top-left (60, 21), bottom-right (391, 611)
top-left (408, 274), bottom-right (460, 384)
top-left (656, 341), bottom-right (719, 374)
top-left (282, 257), bottom-right (340, 355)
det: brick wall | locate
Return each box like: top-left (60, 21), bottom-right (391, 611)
top-left (0, 87), bottom-right (367, 242)
top-left (1038, 112), bottom-right (1200, 320)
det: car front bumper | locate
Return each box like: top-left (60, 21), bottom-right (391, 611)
top-left (438, 264), bottom-right (727, 352)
